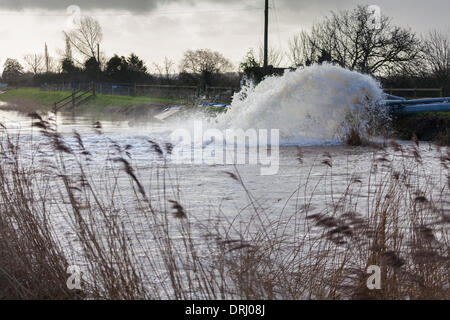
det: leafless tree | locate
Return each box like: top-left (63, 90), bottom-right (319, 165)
top-left (50, 57), bottom-right (62, 73)
top-left (63, 16), bottom-right (103, 65)
top-left (179, 49), bottom-right (233, 74)
top-left (63, 34), bottom-right (73, 61)
top-left (153, 57), bottom-right (176, 80)
top-left (288, 31), bottom-right (317, 67)
top-left (23, 54), bottom-right (44, 75)
top-left (423, 30), bottom-right (450, 82)
top-left (43, 44), bottom-right (60, 73)
top-left (288, 6), bottom-right (422, 76)
top-left (257, 45), bottom-right (285, 67)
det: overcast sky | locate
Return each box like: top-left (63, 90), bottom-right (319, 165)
top-left (0, 0), bottom-right (449, 73)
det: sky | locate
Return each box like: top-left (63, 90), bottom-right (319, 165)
top-left (0, 0), bottom-right (449, 74)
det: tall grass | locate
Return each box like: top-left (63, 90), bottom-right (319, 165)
top-left (0, 114), bottom-right (448, 300)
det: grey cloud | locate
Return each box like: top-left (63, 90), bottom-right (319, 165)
top-left (0, 0), bottom-right (449, 34)
top-left (0, 0), bottom-right (179, 11)
top-left (0, 0), bottom-right (355, 12)
top-left (1, 0), bottom-right (449, 13)
top-left (0, 0), bottom-right (265, 12)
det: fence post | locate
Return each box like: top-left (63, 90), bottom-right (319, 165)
top-left (72, 90), bottom-right (75, 108)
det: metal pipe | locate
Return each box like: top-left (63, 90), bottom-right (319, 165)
top-left (385, 97), bottom-right (450, 106)
top-left (390, 103), bottom-right (450, 114)
top-left (385, 94), bottom-right (406, 101)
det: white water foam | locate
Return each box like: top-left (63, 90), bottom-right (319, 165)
top-left (85, 64), bottom-right (387, 149)
top-left (217, 63), bottom-right (386, 145)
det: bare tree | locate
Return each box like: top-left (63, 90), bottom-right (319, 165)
top-left (288, 31), bottom-right (316, 67)
top-left (179, 49), bottom-right (233, 74)
top-left (257, 45), bottom-right (285, 68)
top-left (153, 57), bottom-right (176, 80)
top-left (63, 34), bottom-right (73, 61)
top-left (423, 30), bottom-right (450, 82)
top-left (23, 54), bottom-right (44, 75)
top-left (55, 34), bottom-right (73, 69)
top-left (288, 6), bottom-right (422, 75)
top-left (239, 45), bottom-right (284, 71)
top-left (49, 56), bottom-right (61, 73)
top-left (63, 16), bottom-right (103, 65)
top-left (40, 44), bottom-right (59, 73)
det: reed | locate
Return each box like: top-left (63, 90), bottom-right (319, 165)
top-left (0, 115), bottom-right (448, 300)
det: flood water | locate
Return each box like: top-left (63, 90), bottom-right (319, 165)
top-left (0, 104), bottom-right (448, 299)
top-left (1, 65), bottom-right (448, 299)
top-left (0, 107), bottom-right (446, 219)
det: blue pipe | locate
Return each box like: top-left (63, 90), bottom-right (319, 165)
top-left (390, 103), bottom-right (450, 114)
top-left (385, 94), bottom-right (407, 101)
top-left (385, 97), bottom-right (450, 106)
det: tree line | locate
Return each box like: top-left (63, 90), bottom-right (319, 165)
top-left (1, 5), bottom-right (449, 94)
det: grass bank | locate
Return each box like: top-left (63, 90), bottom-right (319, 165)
top-left (0, 87), bottom-right (185, 113)
top-left (392, 112), bottom-right (450, 146)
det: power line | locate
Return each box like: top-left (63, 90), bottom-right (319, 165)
top-left (272, 0), bottom-right (283, 48)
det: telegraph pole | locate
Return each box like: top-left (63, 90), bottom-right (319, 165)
top-left (264, 0), bottom-right (269, 69)
top-left (96, 43), bottom-right (100, 94)
top-left (45, 43), bottom-right (49, 73)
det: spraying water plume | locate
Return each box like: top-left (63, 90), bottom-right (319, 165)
top-left (218, 64), bottom-right (389, 145)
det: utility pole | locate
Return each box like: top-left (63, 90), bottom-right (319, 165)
top-left (44, 43), bottom-right (49, 73)
top-left (97, 43), bottom-right (100, 66)
top-left (96, 43), bottom-right (100, 91)
top-left (264, 0), bottom-right (269, 69)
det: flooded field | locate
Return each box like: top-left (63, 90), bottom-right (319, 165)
top-left (0, 105), bottom-right (448, 299)
top-left (0, 66), bottom-right (448, 300)
top-left (1, 106), bottom-right (445, 216)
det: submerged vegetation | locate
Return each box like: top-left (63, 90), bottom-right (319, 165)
top-left (0, 113), bottom-right (448, 300)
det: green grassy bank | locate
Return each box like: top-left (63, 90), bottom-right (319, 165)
top-left (0, 88), bottom-right (184, 113)
top-left (392, 111), bottom-right (450, 145)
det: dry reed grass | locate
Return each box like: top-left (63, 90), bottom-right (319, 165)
top-left (0, 113), bottom-right (448, 300)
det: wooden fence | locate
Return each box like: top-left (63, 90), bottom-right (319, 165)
top-left (41, 83), bottom-right (238, 103)
top-left (385, 88), bottom-right (444, 98)
top-left (135, 84), bottom-right (237, 103)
